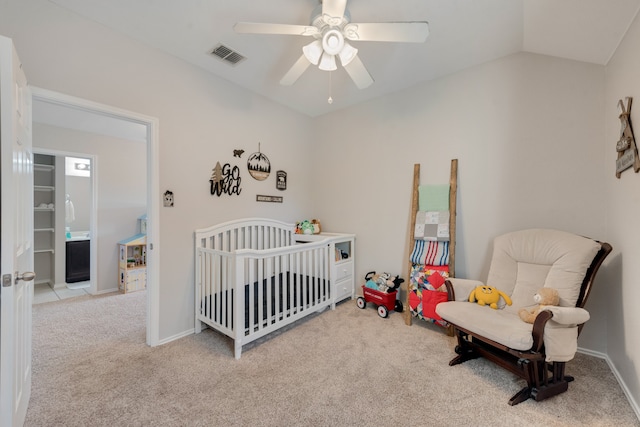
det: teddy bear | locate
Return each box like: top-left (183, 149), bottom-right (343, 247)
top-left (518, 287), bottom-right (560, 323)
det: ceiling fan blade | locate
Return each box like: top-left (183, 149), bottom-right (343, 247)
top-left (343, 55), bottom-right (374, 89)
top-left (344, 22), bottom-right (429, 42)
top-left (234, 22), bottom-right (319, 37)
top-left (322, 0), bottom-right (347, 25)
top-left (280, 55), bottom-right (312, 86)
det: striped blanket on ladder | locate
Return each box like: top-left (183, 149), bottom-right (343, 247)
top-left (410, 240), bottom-right (450, 266)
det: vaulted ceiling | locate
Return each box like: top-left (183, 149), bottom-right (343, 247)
top-left (48, 0), bottom-right (640, 117)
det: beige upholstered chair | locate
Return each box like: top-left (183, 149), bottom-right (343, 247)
top-left (435, 229), bottom-right (612, 405)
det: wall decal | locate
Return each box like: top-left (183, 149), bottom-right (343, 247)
top-left (256, 195), bottom-right (283, 203)
top-left (276, 170), bottom-right (287, 190)
top-left (233, 149), bottom-right (245, 158)
top-left (210, 161), bottom-right (242, 196)
top-left (615, 97), bottom-right (640, 178)
top-left (163, 190), bottom-right (174, 207)
top-left (247, 143), bottom-right (271, 181)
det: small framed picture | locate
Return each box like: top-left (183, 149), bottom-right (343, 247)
top-left (276, 170), bottom-right (287, 190)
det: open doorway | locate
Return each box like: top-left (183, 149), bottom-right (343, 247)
top-left (31, 87), bottom-right (160, 346)
top-left (64, 155), bottom-right (92, 288)
top-left (32, 151), bottom-right (96, 300)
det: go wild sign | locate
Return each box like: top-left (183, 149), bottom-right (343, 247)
top-left (210, 161), bottom-right (241, 196)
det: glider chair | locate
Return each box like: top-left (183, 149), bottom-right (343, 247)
top-left (435, 229), bottom-right (612, 405)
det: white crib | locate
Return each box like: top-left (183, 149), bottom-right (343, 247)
top-left (195, 218), bottom-right (333, 359)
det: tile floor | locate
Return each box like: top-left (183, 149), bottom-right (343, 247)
top-left (33, 282), bottom-right (90, 305)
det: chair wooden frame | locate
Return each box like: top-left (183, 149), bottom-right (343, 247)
top-left (443, 240), bottom-right (612, 405)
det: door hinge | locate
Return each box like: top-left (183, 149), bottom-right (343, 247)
top-left (2, 274), bottom-right (12, 287)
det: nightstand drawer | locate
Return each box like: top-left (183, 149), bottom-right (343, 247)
top-left (335, 260), bottom-right (353, 281)
top-left (335, 278), bottom-right (353, 302)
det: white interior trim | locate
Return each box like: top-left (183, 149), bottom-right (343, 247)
top-left (31, 86), bottom-right (161, 346)
top-left (578, 347), bottom-right (640, 420)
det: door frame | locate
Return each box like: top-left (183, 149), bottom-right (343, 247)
top-left (31, 87), bottom-right (161, 346)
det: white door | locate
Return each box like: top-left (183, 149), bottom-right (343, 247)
top-left (0, 35), bottom-right (34, 427)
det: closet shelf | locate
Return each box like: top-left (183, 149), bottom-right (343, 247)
top-left (34, 164), bottom-right (55, 171)
top-left (33, 153), bottom-right (56, 289)
top-left (34, 249), bottom-right (55, 254)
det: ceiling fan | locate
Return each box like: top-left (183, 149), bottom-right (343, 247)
top-left (234, 0), bottom-right (429, 89)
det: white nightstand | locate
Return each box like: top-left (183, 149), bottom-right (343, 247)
top-left (294, 232), bottom-right (355, 306)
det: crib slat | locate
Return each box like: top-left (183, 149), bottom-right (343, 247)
top-left (275, 254), bottom-right (282, 321)
top-left (284, 252), bottom-right (290, 316)
top-left (313, 248), bottom-right (319, 306)
top-left (296, 251), bottom-right (302, 314)
top-left (219, 253), bottom-right (225, 327)
top-left (248, 257), bottom-right (255, 333)
top-left (257, 257), bottom-right (264, 331)
top-left (206, 252), bottom-right (212, 321)
top-left (265, 256), bottom-right (272, 326)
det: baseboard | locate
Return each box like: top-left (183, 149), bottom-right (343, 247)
top-left (156, 328), bottom-right (195, 346)
top-left (578, 347), bottom-right (640, 421)
top-left (94, 287), bottom-right (119, 295)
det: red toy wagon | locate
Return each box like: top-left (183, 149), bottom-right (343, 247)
top-left (356, 285), bottom-right (403, 318)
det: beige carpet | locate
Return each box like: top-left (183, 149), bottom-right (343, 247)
top-left (26, 291), bottom-right (639, 427)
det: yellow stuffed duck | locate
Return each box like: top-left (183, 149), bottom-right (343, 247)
top-left (469, 285), bottom-right (513, 310)
top-left (518, 288), bottom-right (560, 323)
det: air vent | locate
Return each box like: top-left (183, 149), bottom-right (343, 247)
top-left (210, 44), bottom-right (246, 66)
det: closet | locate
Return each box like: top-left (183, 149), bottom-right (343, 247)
top-left (33, 153), bottom-right (56, 286)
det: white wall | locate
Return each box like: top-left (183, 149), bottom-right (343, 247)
top-left (33, 124), bottom-right (146, 294)
top-left (0, 0), bottom-right (315, 340)
top-left (604, 8), bottom-right (640, 414)
top-left (312, 52), bottom-right (607, 332)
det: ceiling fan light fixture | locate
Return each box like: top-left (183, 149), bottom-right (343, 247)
top-left (236, 2), bottom-right (428, 89)
top-left (338, 42), bottom-right (358, 66)
top-left (322, 29), bottom-right (344, 55)
top-left (302, 40), bottom-right (323, 65)
top-left (318, 52), bottom-right (337, 71)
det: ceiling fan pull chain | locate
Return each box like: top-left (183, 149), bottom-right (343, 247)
top-left (328, 71), bottom-right (333, 104)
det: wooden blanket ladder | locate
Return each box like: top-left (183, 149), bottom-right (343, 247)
top-left (403, 159), bottom-right (458, 329)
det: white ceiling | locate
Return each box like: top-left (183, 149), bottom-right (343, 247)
top-left (47, 0), bottom-right (640, 117)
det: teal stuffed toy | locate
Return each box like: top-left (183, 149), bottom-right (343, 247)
top-left (296, 220), bottom-right (314, 234)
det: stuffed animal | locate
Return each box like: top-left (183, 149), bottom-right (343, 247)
top-left (296, 220), bottom-right (314, 234)
top-left (518, 288), bottom-right (560, 323)
top-left (386, 276), bottom-right (404, 292)
top-left (469, 285), bottom-right (512, 309)
top-left (364, 271), bottom-right (404, 293)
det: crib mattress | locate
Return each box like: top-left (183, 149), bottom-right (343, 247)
top-left (201, 272), bottom-right (329, 331)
